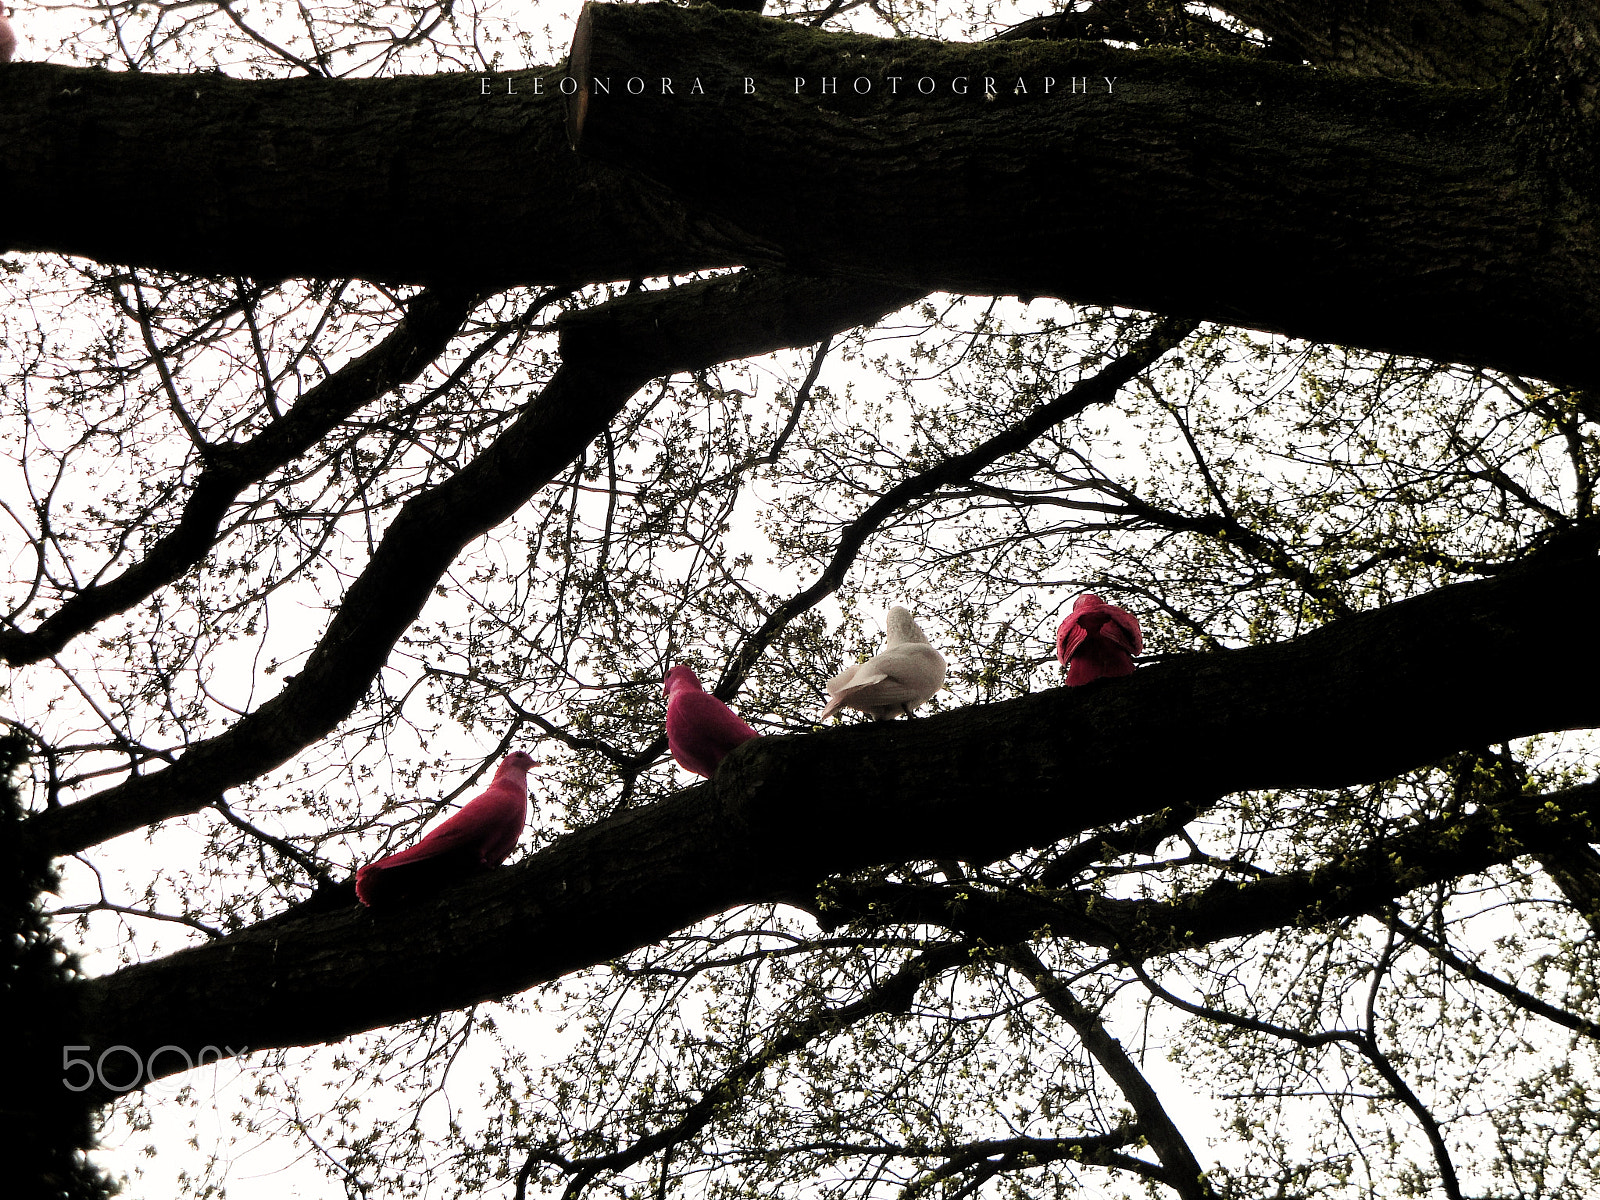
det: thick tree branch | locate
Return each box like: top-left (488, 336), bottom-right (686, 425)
top-left (67, 552), bottom-right (1600, 1096)
top-left (5, 5), bottom-right (1598, 385)
top-left (568, 3), bottom-right (1600, 389)
top-left (1213, 0), bottom-right (1547, 85)
top-left (0, 60), bottom-right (749, 286)
top-left (1508, 0), bottom-right (1600, 197)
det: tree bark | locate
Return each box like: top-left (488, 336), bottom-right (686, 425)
top-left (1214, 0), bottom-right (1548, 85)
top-left (566, 3), bottom-right (1600, 390)
top-left (5, 4), bottom-right (1599, 386)
top-left (1508, 0), bottom-right (1600, 197)
top-left (0, 60), bottom-right (747, 286)
top-left (68, 550), bottom-right (1600, 1098)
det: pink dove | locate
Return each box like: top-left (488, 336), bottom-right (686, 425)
top-left (664, 664), bottom-right (760, 778)
top-left (355, 750), bottom-right (537, 906)
top-left (0, 8), bottom-right (16, 63)
top-left (1055, 593), bottom-right (1143, 686)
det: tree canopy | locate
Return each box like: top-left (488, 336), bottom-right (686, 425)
top-left (3, 1), bottom-right (1598, 1197)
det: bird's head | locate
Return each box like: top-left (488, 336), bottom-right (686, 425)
top-left (1073, 593), bottom-right (1105, 612)
top-left (663, 664), bottom-right (702, 697)
top-left (885, 606), bottom-right (929, 645)
top-left (500, 750), bottom-right (540, 776)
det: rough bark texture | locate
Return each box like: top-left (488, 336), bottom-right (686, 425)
top-left (0, 61), bottom-right (748, 285)
top-left (69, 550), bottom-right (1600, 1099)
top-left (3, 4), bottom-right (1597, 386)
top-left (1216, 0), bottom-right (1549, 85)
top-left (1508, 0), bottom-right (1600, 197)
top-left (566, 4), bottom-right (1599, 388)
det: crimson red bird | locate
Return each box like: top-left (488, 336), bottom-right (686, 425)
top-left (664, 664), bottom-right (759, 778)
top-left (1055, 593), bottom-right (1143, 686)
top-left (355, 750), bottom-right (537, 906)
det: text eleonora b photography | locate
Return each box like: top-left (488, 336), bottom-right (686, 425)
top-left (480, 73), bottom-right (1120, 97)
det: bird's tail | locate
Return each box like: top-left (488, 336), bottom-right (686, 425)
top-left (354, 864), bottom-right (381, 907)
top-left (1064, 641), bottom-right (1137, 686)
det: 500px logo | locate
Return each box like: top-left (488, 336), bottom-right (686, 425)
top-left (62, 1044), bottom-right (247, 1093)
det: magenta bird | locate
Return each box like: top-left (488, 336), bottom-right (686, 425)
top-left (355, 750), bottom-right (538, 906)
top-left (1055, 593), bottom-right (1143, 686)
top-left (664, 664), bottom-right (760, 778)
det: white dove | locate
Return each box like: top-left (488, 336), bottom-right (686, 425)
top-left (817, 606), bottom-right (946, 721)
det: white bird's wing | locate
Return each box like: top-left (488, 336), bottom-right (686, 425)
top-left (873, 644), bottom-right (946, 711)
top-left (819, 643), bottom-right (946, 720)
top-left (826, 662), bottom-right (868, 693)
top-left (818, 669), bottom-right (889, 720)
